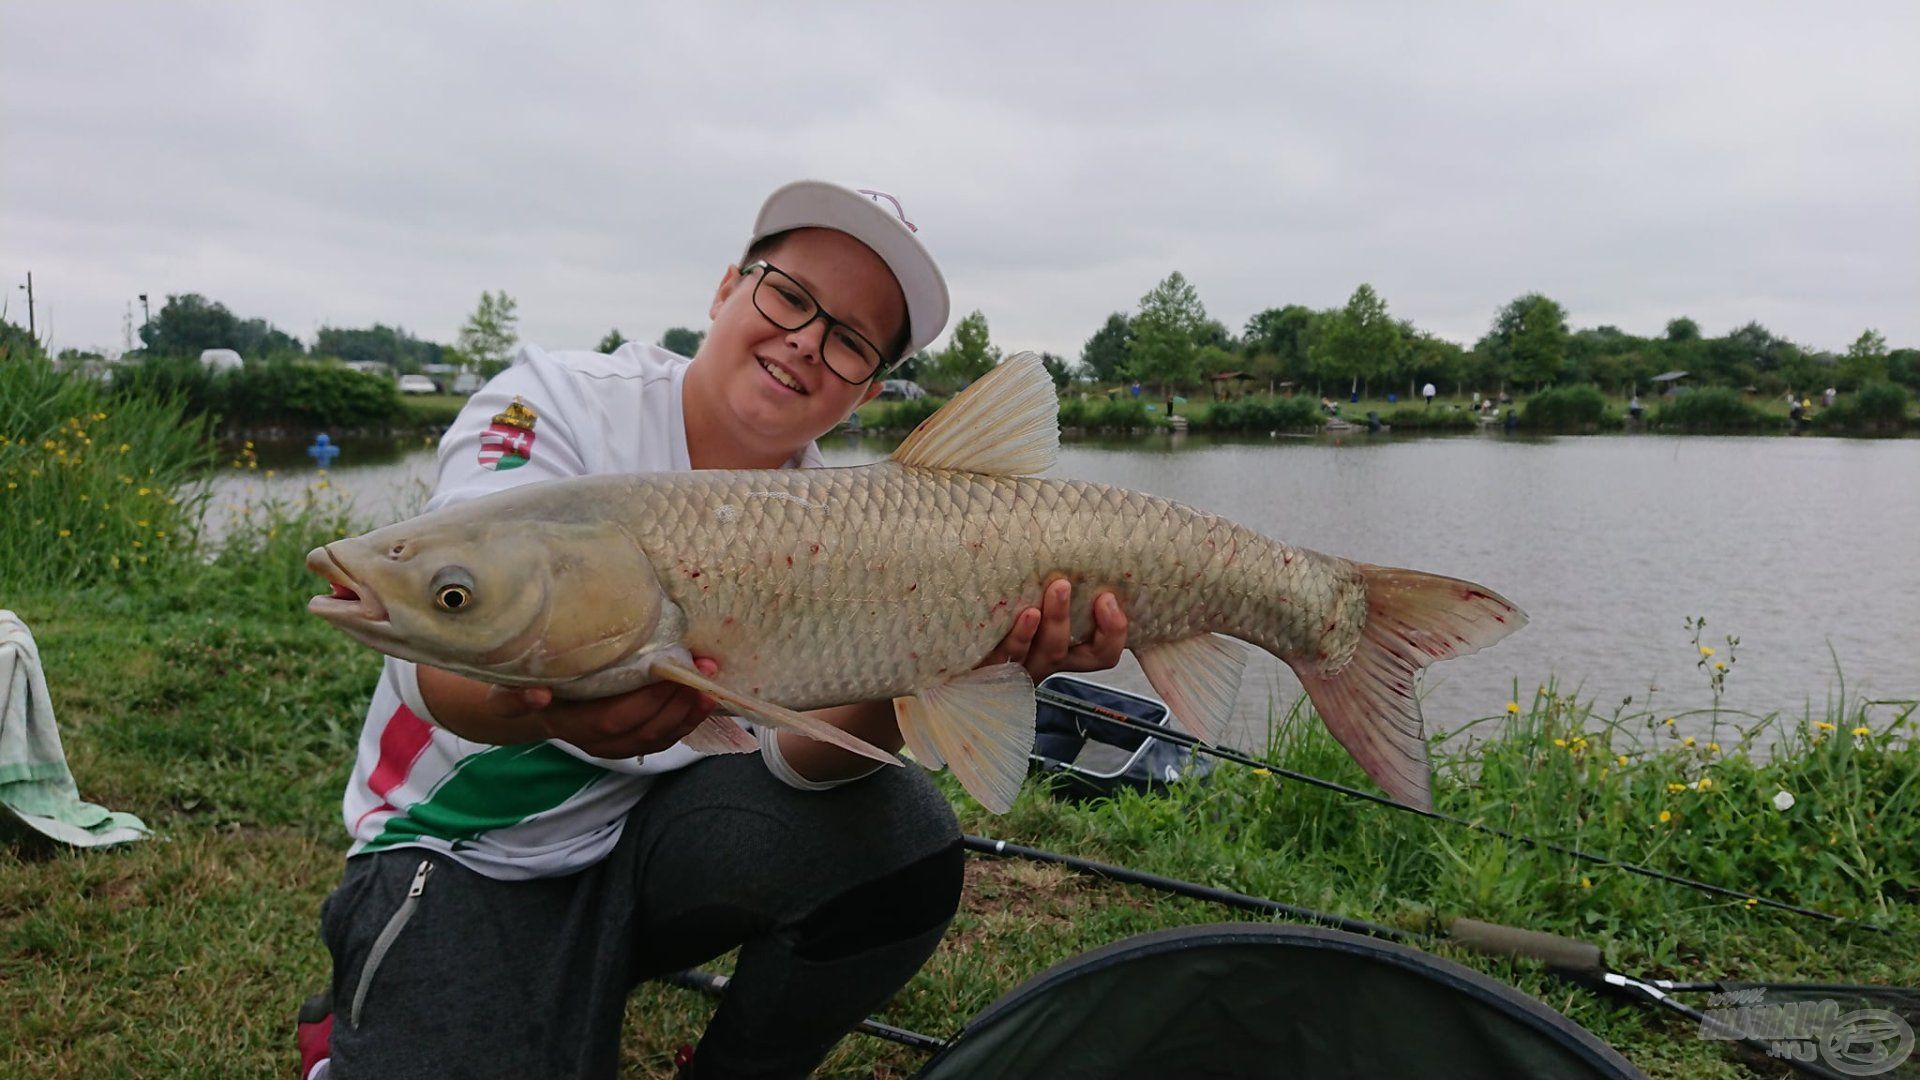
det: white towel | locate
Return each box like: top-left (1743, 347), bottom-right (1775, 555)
top-left (0, 610), bottom-right (149, 848)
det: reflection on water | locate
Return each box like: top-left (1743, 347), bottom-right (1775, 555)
top-left (225, 430), bottom-right (1920, 746)
top-left (203, 435), bottom-right (440, 542)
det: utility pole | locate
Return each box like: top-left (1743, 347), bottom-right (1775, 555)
top-left (16, 272), bottom-right (33, 339)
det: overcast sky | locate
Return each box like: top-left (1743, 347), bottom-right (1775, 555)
top-left (4, 2), bottom-right (1916, 360)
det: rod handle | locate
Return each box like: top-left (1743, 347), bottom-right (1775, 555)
top-left (1446, 917), bottom-right (1605, 977)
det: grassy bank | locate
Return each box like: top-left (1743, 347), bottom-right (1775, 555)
top-left (4, 366), bottom-right (1915, 1077)
top-left (3, 502), bottom-right (1914, 1077)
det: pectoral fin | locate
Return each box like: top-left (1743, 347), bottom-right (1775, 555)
top-left (893, 662), bottom-right (1036, 814)
top-left (651, 659), bottom-right (901, 768)
top-left (680, 716), bottom-right (760, 755)
top-left (1135, 634), bottom-right (1247, 745)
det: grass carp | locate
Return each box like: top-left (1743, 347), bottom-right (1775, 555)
top-left (307, 353), bottom-right (1524, 813)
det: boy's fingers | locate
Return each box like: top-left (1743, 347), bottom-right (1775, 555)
top-left (985, 607), bottom-right (1041, 667)
top-left (1028, 578), bottom-right (1074, 664)
top-left (1062, 591), bottom-right (1128, 672)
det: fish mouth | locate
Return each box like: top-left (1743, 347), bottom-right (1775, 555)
top-left (756, 354), bottom-right (811, 396)
top-left (305, 545), bottom-right (390, 627)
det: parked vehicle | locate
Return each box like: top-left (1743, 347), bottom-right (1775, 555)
top-left (879, 379), bottom-right (927, 400)
top-left (397, 374), bottom-right (438, 395)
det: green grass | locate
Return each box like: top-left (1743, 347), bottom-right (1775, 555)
top-left (398, 393), bottom-right (469, 433)
top-left (3, 371), bottom-right (1915, 1075)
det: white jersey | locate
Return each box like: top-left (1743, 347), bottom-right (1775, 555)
top-left (340, 343), bottom-right (824, 880)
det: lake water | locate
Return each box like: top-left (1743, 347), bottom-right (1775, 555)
top-left (222, 430), bottom-right (1920, 748)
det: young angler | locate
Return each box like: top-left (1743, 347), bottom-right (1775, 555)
top-left (304, 181), bottom-right (1129, 1079)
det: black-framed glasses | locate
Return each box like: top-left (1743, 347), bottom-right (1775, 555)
top-left (740, 261), bottom-right (890, 384)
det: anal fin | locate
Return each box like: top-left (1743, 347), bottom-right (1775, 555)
top-left (893, 662), bottom-right (1036, 814)
top-left (651, 659), bottom-right (900, 768)
top-left (680, 716), bottom-right (759, 755)
top-left (1135, 634), bottom-right (1247, 746)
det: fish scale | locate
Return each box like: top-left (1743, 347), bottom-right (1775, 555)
top-left (614, 463), bottom-right (1355, 712)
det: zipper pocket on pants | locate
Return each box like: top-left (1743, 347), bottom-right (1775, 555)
top-left (350, 858), bottom-right (433, 1029)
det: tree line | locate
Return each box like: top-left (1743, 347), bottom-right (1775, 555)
top-left (11, 279), bottom-right (1913, 404)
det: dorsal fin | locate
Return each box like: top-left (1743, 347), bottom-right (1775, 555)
top-left (889, 351), bottom-right (1058, 475)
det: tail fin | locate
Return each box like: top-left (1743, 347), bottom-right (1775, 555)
top-left (1287, 565), bottom-right (1525, 810)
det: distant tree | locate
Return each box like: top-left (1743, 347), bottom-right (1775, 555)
top-left (1243, 305), bottom-right (1315, 379)
top-left (140, 293), bottom-right (303, 360)
top-left (893, 350), bottom-right (931, 382)
top-left (1, 317), bottom-right (46, 363)
top-left (1311, 284), bottom-right (1401, 398)
top-left (659, 327), bottom-right (703, 358)
top-left (1126, 271), bottom-right (1208, 394)
top-left (457, 291), bottom-right (519, 375)
top-left (1840, 329), bottom-right (1890, 387)
top-left (1665, 316), bottom-right (1702, 343)
top-left (1508, 295), bottom-right (1569, 389)
top-left (1080, 312), bottom-right (1133, 384)
top-left (1402, 329), bottom-right (1468, 395)
top-left (596, 328), bottom-right (629, 353)
top-left (924, 310), bottom-right (999, 392)
top-left (1039, 351), bottom-right (1074, 388)
top-left (1887, 348), bottom-right (1920, 394)
top-left (314, 324), bottom-right (442, 372)
top-left (1479, 292), bottom-right (1567, 390)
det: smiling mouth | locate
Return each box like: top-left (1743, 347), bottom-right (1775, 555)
top-left (757, 356), bottom-right (809, 396)
top-left (305, 545), bottom-right (390, 625)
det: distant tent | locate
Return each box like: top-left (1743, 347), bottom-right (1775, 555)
top-left (915, 924), bottom-right (1645, 1079)
top-left (199, 348), bottom-right (243, 372)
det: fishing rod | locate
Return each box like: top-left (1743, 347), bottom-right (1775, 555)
top-left (1033, 685), bottom-right (1888, 933)
top-left (966, 834), bottom-right (1908, 1080)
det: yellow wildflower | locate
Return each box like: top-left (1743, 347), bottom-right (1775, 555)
top-left (1683, 736), bottom-right (1696, 748)
top-left (1706, 742), bottom-right (1720, 754)
top-left (1695, 778), bottom-right (1713, 791)
top-left (1506, 702), bottom-right (1520, 715)
top-left (57, 529), bottom-right (71, 538)
top-left (1663, 717), bottom-right (1676, 727)
top-left (1616, 755), bottom-right (1629, 766)
top-left (1814, 721), bottom-right (1836, 733)
top-left (1579, 876), bottom-right (1591, 890)
top-left (1699, 645), bottom-right (1715, 657)
top-left (1553, 738), bottom-right (1567, 748)
top-left (1251, 768), bottom-right (1272, 777)
top-left (4, 482), bottom-right (13, 490)
top-left (119, 443), bottom-right (130, 454)
top-left (1658, 810), bottom-right (1672, 823)
top-left (1744, 898), bottom-right (1758, 908)
top-left (1851, 726), bottom-right (1870, 737)
top-left (1714, 661), bottom-right (1726, 672)
top-left (1667, 783), bottom-right (1686, 794)
top-left (92, 412), bottom-right (106, 421)
top-left (137, 487), bottom-right (150, 496)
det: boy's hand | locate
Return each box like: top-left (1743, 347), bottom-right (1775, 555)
top-left (481, 658), bottom-right (722, 760)
top-left (981, 578), bottom-right (1128, 683)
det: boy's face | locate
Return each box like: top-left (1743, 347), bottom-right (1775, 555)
top-left (695, 227), bottom-right (904, 452)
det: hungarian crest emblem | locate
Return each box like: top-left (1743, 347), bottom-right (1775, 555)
top-left (478, 396), bottom-right (538, 471)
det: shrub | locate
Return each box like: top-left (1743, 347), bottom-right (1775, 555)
top-left (111, 357), bottom-right (408, 436)
top-left (862, 396), bottom-right (946, 432)
top-left (0, 358), bottom-right (211, 590)
top-left (1650, 387), bottom-right (1770, 433)
top-left (1814, 382), bottom-right (1911, 434)
top-left (1519, 385), bottom-right (1610, 432)
top-left (1189, 395), bottom-right (1321, 433)
top-left (1059, 395), bottom-right (1158, 432)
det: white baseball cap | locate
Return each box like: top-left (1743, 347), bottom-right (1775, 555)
top-left (746, 180), bottom-right (951, 362)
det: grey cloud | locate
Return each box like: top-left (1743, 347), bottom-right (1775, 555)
top-left (3, 1), bottom-right (1914, 360)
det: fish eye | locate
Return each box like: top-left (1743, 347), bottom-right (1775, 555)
top-left (429, 566), bottom-right (476, 613)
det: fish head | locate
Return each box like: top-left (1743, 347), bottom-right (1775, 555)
top-left (306, 511), bottom-right (666, 686)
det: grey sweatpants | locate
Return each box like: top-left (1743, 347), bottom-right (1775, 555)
top-left (318, 754), bottom-right (962, 1079)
